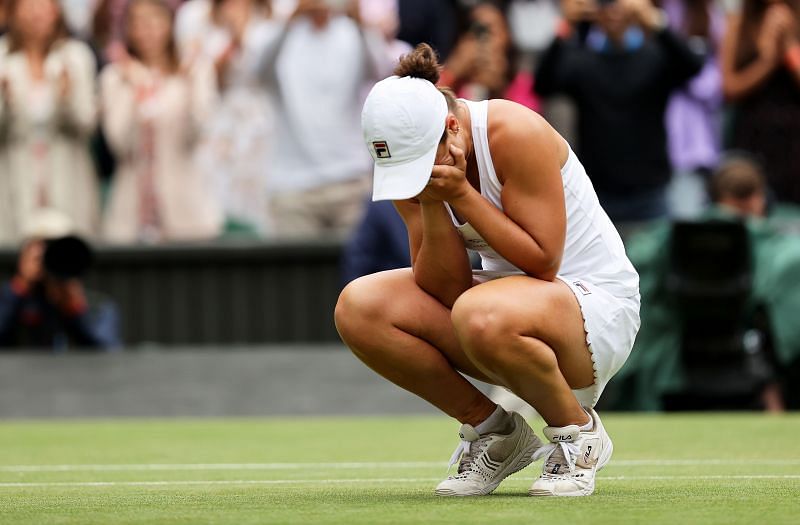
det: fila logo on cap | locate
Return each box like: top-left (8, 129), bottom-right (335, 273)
top-left (373, 141), bottom-right (392, 159)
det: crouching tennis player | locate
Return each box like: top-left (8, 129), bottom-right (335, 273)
top-left (335, 44), bottom-right (640, 497)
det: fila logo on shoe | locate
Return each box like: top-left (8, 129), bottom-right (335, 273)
top-left (584, 445), bottom-right (592, 463)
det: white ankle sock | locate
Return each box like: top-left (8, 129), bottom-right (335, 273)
top-left (579, 408), bottom-right (593, 431)
top-left (474, 405), bottom-right (510, 435)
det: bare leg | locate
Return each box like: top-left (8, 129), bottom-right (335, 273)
top-left (335, 269), bottom-right (497, 426)
top-left (451, 276), bottom-right (594, 427)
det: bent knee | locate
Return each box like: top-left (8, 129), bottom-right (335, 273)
top-left (451, 293), bottom-right (517, 354)
top-left (451, 292), bottom-right (558, 374)
top-left (334, 277), bottom-right (384, 343)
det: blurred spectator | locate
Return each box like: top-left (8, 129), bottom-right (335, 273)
top-left (259, 0), bottom-right (390, 238)
top-left (177, 0), bottom-right (277, 235)
top-left (720, 0), bottom-right (800, 205)
top-left (92, 0), bottom-right (182, 64)
top-left (396, 0), bottom-right (459, 60)
top-left (709, 153), bottom-right (768, 218)
top-left (0, 211), bottom-right (120, 351)
top-left (341, 200), bottom-right (410, 285)
top-left (100, 0), bottom-right (222, 243)
top-left (0, 0), bottom-right (101, 245)
top-left (663, 0), bottom-right (726, 218)
top-left (534, 0), bottom-right (704, 223)
top-left (60, 0), bottom-right (95, 37)
top-left (439, 1), bottom-right (540, 110)
top-left (508, 0), bottom-right (561, 55)
top-left (360, 0), bottom-right (411, 62)
top-left (0, 0), bottom-right (7, 35)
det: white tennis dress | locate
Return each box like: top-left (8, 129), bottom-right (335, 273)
top-left (446, 100), bottom-right (641, 407)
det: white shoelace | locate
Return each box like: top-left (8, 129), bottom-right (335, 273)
top-left (448, 440), bottom-right (471, 471)
top-left (532, 441), bottom-right (581, 473)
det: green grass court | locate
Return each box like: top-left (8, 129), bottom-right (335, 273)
top-left (1, 414), bottom-right (798, 524)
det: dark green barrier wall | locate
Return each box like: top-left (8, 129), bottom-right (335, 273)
top-left (0, 241), bottom-right (343, 345)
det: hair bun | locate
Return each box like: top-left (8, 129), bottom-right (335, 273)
top-left (394, 43), bottom-right (441, 84)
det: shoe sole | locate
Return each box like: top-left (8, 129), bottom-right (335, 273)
top-left (435, 421), bottom-right (544, 497)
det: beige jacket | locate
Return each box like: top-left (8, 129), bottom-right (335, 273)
top-left (100, 60), bottom-right (222, 243)
top-left (0, 38), bottom-right (101, 244)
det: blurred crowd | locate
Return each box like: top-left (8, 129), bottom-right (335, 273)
top-left (0, 0), bottom-right (799, 248)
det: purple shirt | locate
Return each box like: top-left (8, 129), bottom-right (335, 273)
top-left (664, 0), bottom-right (726, 171)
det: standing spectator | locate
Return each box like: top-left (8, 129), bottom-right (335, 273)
top-left (720, 0), bottom-right (800, 204)
top-left (177, 0), bottom-right (277, 235)
top-left (663, 0), bottom-right (726, 218)
top-left (0, 0), bottom-right (100, 246)
top-left (360, 0), bottom-right (411, 63)
top-left (92, 0), bottom-right (182, 64)
top-left (534, 0), bottom-right (704, 223)
top-left (100, 0), bottom-right (222, 243)
top-left (259, 0), bottom-right (390, 238)
top-left (439, 0), bottom-right (540, 110)
top-left (396, 0), bottom-right (459, 60)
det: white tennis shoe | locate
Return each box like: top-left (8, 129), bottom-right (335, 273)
top-left (528, 407), bottom-right (613, 497)
top-left (435, 411), bottom-right (543, 496)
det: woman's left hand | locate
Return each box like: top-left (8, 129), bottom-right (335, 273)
top-left (417, 144), bottom-right (471, 203)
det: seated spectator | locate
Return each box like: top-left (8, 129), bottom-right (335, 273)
top-left (100, 0), bottom-right (222, 244)
top-left (259, 0), bottom-right (391, 238)
top-left (341, 199), bottom-right (410, 285)
top-left (620, 153), bottom-right (800, 411)
top-left (439, 0), bottom-right (540, 110)
top-left (0, 0), bottom-right (101, 245)
top-left (534, 0), bottom-right (704, 223)
top-left (709, 153), bottom-right (768, 218)
top-left (720, 0), bottom-right (800, 205)
top-left (0, 211), bottom-right (120, 351)
top-left (177, 0), bottom-right (277, 236)
top-left (663, 0), bottom-right (726, 218)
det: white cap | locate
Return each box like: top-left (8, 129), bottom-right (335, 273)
top-left (362, 76), bottom-right (449, 201)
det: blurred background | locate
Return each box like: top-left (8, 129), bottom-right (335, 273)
top-left (1, 0), bottom-right (799, 418)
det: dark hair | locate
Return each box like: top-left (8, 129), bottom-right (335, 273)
top-left (709, 153), bottom-right (766, 202)
top-left (124, 0), bottom-right (180, 73)
top-left (735, 0), bottom-right (800, 69)
top-left (395, 43), bottom-right (458, 114)
top-left (5, 0), bottom-right (69, 54)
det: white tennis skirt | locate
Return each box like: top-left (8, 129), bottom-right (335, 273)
top-left (557, 277), bottom-right (640, 408)
top-left (474, 270), bottom-right (641, 408)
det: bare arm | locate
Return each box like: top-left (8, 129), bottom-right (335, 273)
top-left (721, 14), bottom-right (780, 101)
top-left (446, 103), bottom-right (566, 281)
top-left (393, 199), bottom-right (472, 309)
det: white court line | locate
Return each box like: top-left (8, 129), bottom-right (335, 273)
top-left (1, 475), bottom-right (800, 489)
top-left (2, 459), bottom-right (800, 473)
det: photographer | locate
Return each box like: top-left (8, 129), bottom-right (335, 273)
top-left (535, 0), bottom-right (704, 223)
top-left (0, 234), bottom-right (120, 350)
top-left (439, 1), bottom-right (539, 109)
